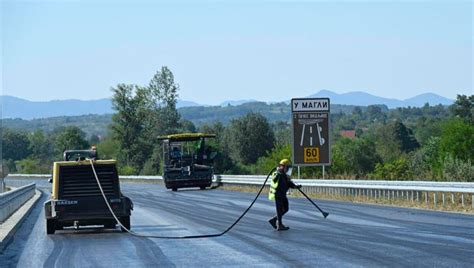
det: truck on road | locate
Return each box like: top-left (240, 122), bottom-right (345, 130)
top-left (159, 133), bottom-right (217, 191)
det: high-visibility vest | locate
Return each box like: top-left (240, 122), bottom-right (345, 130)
top-left (268, 172), bottom-right (279, 200)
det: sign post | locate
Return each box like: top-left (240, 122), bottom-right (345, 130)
top-left (291, 98), bottom-right (330, 170)
top-left (0, 163), bottom-right (8, 193)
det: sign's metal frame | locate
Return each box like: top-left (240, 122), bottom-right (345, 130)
top-left (291, 98), bottom-right (331, 167)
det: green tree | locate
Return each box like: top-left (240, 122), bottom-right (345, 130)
top-left (148, 66), bottom-right (181, 135)
top-left (450, 94), bottom-right (473, 124)
top-left (439, 118), bottom-right (474, 162)
top-left (1, 128), bottom-right (31, 161)
top-left (111, 84), bottom-right (150, 168)
top-left (252, 144), bottom-right (291, 175)
top-left (54, 126), bottom-right (89, 155)
top-left (4, 159), bottom-right (16, 173)
top-left (412, 117), bottom-right (443, 145)
top-left (366, 105), bottom-right (387, 123)
top-left (373, 121), bottom-right (419, 162)
top-left (224, 113), bottom-right (275, 165)
top-left (141, 136), bottom-right (164, 175)
top-left (331, 137), bottom-right (381, 178)
top-left (96, 136), bottom-right (119, 160)
top-left (352, 106), bottom-right (363, 117)
top-left (110, 67), bottom-right (182, 174)
top-left (409, 137), bottom-right (442, 180)
top-left (338, 117), bottom-right (356, 130)
top-left (272, 121), bottom-right (291, 147)
top-left (28, 130), bottom-right (53, 160)
top-left (180, 119), bottom-right (196, 133)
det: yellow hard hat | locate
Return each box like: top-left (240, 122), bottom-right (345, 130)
top-left (279, 159), bottom-right (291, 166)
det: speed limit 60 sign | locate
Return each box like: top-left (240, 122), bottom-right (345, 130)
top-left (304, 147), bottom-right (320, 163)
top-left (291, 98), bottom-right (330, 166)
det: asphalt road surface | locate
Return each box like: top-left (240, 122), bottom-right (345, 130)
top-left (2, 179), bottom-right (474, 267)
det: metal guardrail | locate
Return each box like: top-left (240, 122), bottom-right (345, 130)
top-left (217, 175), bottom-right (474, 209)
top-left (8, 174), bottom-right (164, 180)
top-left (7, 174), bottom-right (50, 178)
top-left (218, 176), bottom-right (474, 190)
top-left (7, 174), bottom-right (474, 208)
top-left (120, 175), bottom-right (163, 181)
top-left (0, 183), bottom-right (36, 223)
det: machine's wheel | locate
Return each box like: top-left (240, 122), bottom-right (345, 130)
top-left (120, 216), bottom-right (131, 232)
top-left (56, 223), bottom-right (64, 230)
top-left (172, 188), bottom-right (177, 192)
top-left (104, 221), bottom-right (116, 229)
top-left (200, 186), bottom-right (206, 190)
top-left (46, 219), bottom-right (56, 235)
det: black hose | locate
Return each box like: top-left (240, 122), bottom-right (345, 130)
top-left (91, 159), bottom-right (276, 239)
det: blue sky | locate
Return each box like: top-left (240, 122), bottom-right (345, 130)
top-left (2, 0), bottom-right (472, 105)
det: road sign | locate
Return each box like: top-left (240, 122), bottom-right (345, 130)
top-left (291, 98), bottom-right (330, 166)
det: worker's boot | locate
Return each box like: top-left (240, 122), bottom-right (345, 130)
top-left (277, 223), bottom-right (289, 231)
top-left (268, 218), bottom-right (277, 229)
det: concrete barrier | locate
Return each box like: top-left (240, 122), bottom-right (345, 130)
top-left (0, 183), bottom-right (36, 223)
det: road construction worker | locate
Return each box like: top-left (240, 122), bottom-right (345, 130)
top-left (170, 146), bottom-right (182, 159)
top-left (90, 145), bottom-right (98, 160)
top-left (268, 159), bottom-right (301, 231)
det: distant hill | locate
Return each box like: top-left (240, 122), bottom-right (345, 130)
top-left (0, 96), bottom-right (201, 120)
top-left (179, 102), bottom-right (364, 126)
top-left (1, 90), bottom-right (454, 119)
top-left (1, 102), bottom-right (363, 137)
top-left (1, 96), bottom-right (113, 120)
top-left (308, 90), bottom-right (453, 108)
top-left (2, 114), bottom-right (113, 138)
top-left (219, 99), bottom-right (259, 107)
top-left (403, 93), bottom-right (454, 107)
top-left (176, 100), bottom-right (202, 108)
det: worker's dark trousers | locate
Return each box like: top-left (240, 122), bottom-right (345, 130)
top-left (273, 196), bottom-right (289, 226)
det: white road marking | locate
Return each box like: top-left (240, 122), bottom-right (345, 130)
top-left (317, 123), bottom-right (325, 146)
top-left (300, 124), bottom-right (306, 146)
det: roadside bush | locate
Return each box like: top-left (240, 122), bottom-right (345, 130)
top-left (408, 137), bottom-right (442, 180)
top-left (4, 159), bottom-right (17, 173)
top-left (330, 137), bottom-right (381, 178)
top-left (140, 160), bottom-right (157, 175)
top-left (96, 137), bottom-right (119, 160)
top-left (15, 158), bottom-right (51, 174)
top-left (224, 113), bottom-right (275, 165)
top-left (439, 118), bottom-right (474, 162)
top-left (370, 157), bottom-right (412, 180)
top-left (118, 165), bottom-right (138, 175)
top-left (442, 155), bottom-right (474, 182)
top-left (251, 144), bottom-right (291, 175)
